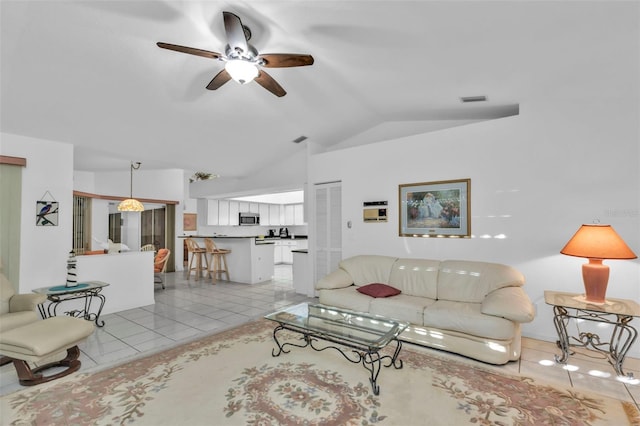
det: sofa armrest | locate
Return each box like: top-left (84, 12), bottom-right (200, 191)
top-left (481, 286), bottom-right (535, 323)
top-left (315, 269), bottom-right (353, 290)
top-left (9, 293), bottom-right (47, 313)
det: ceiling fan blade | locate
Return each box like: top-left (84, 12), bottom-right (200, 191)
top-left (206, 69), bottom-right (232, 90)
top-left (157, 42), bottom-right (222, 60)
top-left (254, 70), bottom-right (286, 97)
top-left (258, 54), bottom-right (314, 68)
top-left (223, 11), bottom-right (248, 55)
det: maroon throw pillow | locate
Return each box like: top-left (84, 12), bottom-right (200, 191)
top-left (357, 283), bottom-right (401, 298)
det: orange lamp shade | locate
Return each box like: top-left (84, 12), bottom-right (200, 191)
top-left (561, 224), bottom-right (637, 304)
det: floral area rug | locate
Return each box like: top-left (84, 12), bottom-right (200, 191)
top-left (1, 319), bottom-right (639, 425)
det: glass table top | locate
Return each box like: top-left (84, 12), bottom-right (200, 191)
top-left (544, 290), bottom-right (640, 317)
top-left (265, 303), bottom-right (409, 349)
top-left (33, 281), bottom-right (110, 295)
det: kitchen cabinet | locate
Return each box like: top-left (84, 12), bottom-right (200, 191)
top-left (218, 200), bottom-right (230, 226)
top-left (229, 201), bottom-right (239, 226)
top-left (197, 199), bottom-right (219, 226)
top-left (259, 204), bottom-right (269, 224)
top-left (269, 204), bottom-right (281, 226)
top-left (294, 204), bottom-right (305, 224)
top-left (197, 199), bottom-right (305, 227)
top-left (203, 237), bottom-right (274, 284)
top-left (274, 245), bottom-right (283, 264)
top-left (275, 238), bottom-right (307, 264)
top-left (284, 205), bottom-right (295, 225)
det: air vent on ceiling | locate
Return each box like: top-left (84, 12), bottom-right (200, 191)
top-left (292, 135), bottom-right (308, 144)
top-left (460, 95), bottom-right (488, 103)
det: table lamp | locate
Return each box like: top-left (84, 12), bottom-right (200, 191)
top-left (560, 224), bottom-right (637, 303)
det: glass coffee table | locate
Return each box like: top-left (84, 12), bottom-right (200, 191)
top-left (265, 303), bottom-right (409, 395)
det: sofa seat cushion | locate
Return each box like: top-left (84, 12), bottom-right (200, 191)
top-left (423, 300), bottom-right (516, 340)
top-left (0, 311), bottom-right (39, 334)
top-left (357, 283), bottom-right (401, 298)
top-left (318, 287), bottom-right (372, 313)
top-left (370, 294), bottom-right (435, 325)
top-left (389, 258), bottom-right (440, 299)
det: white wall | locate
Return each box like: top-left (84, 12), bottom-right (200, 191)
top-left (79, 168), bottom-right (188, 268)
top-left (308, 98), bottom-right (640, 356)
top-left (1, 133), bottom-right (74, 292)
top-left (189, 149), bottom-right (307, 199)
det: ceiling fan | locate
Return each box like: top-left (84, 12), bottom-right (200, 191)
top-left (157, 11), bottom-right (314, 97)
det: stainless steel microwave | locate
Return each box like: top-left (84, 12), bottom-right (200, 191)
top-left (239, 212), bottom-right (260, 226)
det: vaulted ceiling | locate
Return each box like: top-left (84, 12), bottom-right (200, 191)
top-left (1, 1), bottom-right (635, 181)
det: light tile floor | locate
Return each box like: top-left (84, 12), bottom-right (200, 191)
top-left (1, 264), bottom-right (638, 411)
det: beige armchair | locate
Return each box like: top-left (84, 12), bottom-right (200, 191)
top-left (1, 271), bottom-right (46, 334)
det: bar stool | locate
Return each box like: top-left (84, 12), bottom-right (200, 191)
top-left (185, 238), bottom-right (209, 280)
top-left (204, 238), bottom-right (231, 283)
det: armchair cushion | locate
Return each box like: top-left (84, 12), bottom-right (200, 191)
top-left (9, 293), bottom-right (47, 313)
top-left (154, 249), bottom-right (170, 273)
top-left (0, 311), bottom-right (40, 334)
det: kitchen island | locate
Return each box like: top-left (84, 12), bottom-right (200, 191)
top-left (180, 236), bottom-right (274, 284)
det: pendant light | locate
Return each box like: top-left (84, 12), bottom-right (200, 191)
top-left (117, 161), bottom-right (144, 212)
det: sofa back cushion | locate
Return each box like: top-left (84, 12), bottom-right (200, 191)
top-left (437, 260), bottom-right (525, 303)
top-left (339, 255), bottom-right (397, 286)
top-left (389, 258), bottom-right (440, 299)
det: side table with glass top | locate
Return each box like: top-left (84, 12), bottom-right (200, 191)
top-left (544, 290), bottom-right (640, 378)
top-left (33, 281), bottom-right (110, 327)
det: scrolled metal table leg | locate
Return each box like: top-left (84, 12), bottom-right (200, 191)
top-left (609, 315), bottom-right (637, 378)
top-left (552, 306), bottom-right (571, 364)
top-left (271, 324), bottom-right (310, 357)
top-left (362, 351), bottom-right (382, 396)
top-left (90, 292), bottom-right (107, 327)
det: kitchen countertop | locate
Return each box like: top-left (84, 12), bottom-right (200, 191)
top-left (179, 235), bottom-right (307, 239)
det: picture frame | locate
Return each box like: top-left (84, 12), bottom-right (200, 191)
top-left (399, 179), bottom-right (470, 237)
top-left (36, 200), bottom-right (59, 226)
top-left (183, 213), bottom-right (197, 231)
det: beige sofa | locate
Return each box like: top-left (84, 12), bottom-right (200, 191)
top-left (316, 255), bottom-right (536, 364)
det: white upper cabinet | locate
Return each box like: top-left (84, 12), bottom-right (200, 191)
top-left (198, 200), bottom-right (306, 227)
top-left (269, 204), bottom-right (281, 226)
top-left (284, 205), bottom-right (295, 225)
top-left (197, 199), bottom-right (219, 225)
top-left (294, 204), bottom-right (305, 225)
top-left (228, 201), bottom-right (239, 226)
top-left (218, 200), bottom-right (230, 226)
top-left (259, 204), bottom-right (269, 224)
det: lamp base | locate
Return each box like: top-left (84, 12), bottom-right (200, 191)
top-left (582, 259), bottom-right (609, 304)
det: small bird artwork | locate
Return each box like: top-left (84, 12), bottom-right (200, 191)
top-left (36, 201), bottom-right (58, 226)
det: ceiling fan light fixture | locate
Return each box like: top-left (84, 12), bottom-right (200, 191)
top-left (225, 59), bottom-right (258, 84)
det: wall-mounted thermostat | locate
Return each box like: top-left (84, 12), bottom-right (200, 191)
top-left (363, 201), bottom-right (388, 222)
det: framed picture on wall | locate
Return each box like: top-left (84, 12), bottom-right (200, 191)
top-left (36, 200), bottom-right (59, 226)
top-left (183, 213), bottom-right (197, 231)
top-left (399, 179), bottom-right (470, 237)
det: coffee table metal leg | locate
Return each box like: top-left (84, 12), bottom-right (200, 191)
top-left (362, 351), bottom-right (382, 395)
top-left (270, 324), bottom-right (403, 396)
top-left (271, 324), bottom-right (310, 357)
